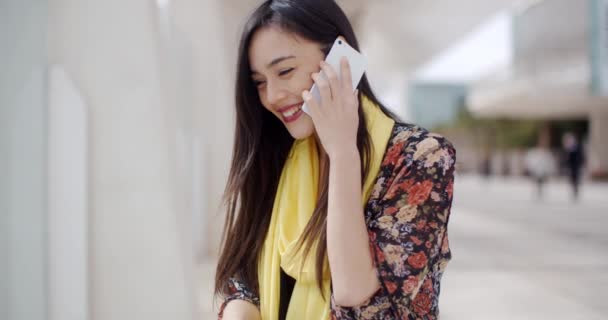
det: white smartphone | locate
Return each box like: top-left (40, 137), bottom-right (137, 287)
top-left (301, 38), bottom-right (367, 115)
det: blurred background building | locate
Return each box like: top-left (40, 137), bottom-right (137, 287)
top-left (1, 0), bottom-right (607, 319)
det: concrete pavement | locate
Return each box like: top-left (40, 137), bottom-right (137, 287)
top-left (441, 175), bottom-right (608, 320)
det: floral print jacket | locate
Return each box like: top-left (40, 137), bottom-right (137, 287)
top-left (219, 123), bottom-right (456, 320)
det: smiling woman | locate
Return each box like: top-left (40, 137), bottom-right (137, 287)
top-left (248, 27), bottom-right (325, 138)
top-left (214, 1), bottom-right (456, 320)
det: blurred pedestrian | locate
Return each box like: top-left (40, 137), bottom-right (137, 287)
top-left (562, 132), bottom-right (585, 201)
top-left (479, 147), bottom-right (492, 179)
top-left (524, 130), bottom-right (556, 199)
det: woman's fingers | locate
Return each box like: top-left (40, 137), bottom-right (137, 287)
top-left (320, 61), bottom-right (341, 105)
top-left (311, 72), bottom-right (332, 107)
top-left (302, 90), bottom-right (321, 119)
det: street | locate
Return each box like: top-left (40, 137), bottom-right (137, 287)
top-left (442, 175), bottom-right (608, 319)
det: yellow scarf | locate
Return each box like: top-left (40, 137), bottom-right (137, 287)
top-left (258, 96), bottom-right (395, 320)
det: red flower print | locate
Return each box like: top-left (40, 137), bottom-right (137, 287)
top-left (407, 251), bottom-right (428, 269)
top-left (368, 230), bottom-right (377, 241)
top-left (386, 177), bottom-right (415, 200)
top-left (446, 180), bottom-right (454, 199)
top-left (385, 207), bottom-right (398, 216)
top-left (410, 236), bottom-right (423, 246)
top-left (385, 280), bottom-right (398, 294)
top-left (402, 275), bottom-right (419, 294)
top-left (406, 180), bottom-right (433, 206)
top-left (382, 141), bottom-right (405, 167)
top-left (416, 219), bottom-right (427, 230)
top-left (422, 278), bottom-right (434, 292)
top-left (369, 243), bottom-right (377, 267)
top-left (375, 246), bottom-right (386, 264)
top-left (412, 292), bottom-right (432, 315)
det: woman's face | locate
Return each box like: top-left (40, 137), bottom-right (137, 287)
top-left (248, 26), bottom-right (325, 140)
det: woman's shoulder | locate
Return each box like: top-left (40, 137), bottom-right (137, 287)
top-left (385, 122), bottom-right (456, 163)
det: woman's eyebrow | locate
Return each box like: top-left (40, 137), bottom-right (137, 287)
top-left (251, 55), bottom-right (296, 75)
top-left (267, 55), bottom-right (295, 68)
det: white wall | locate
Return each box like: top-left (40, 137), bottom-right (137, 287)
top-left (0, 1), bottom-right (49, 319)
top-left (0, 84), bottom-right (8, 320)
top-left (162, 0), bottom-right (235, 260)
top-left (168, 0), bottom-right (251, 259)
top-left (47, 65), bottom-right (89, 320)
top-left (47, 0), bottom-right (197, 319)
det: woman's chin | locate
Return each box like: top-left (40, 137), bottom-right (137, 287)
top-left (286, 122), bottom-right (315, 140)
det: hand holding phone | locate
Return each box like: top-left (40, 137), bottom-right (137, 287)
top-left (301, 38), bottom-right (367, 115)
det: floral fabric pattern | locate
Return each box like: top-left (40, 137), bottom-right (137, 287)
top-left (219, 123), bottom-right (456, 320)
top-left (218, 277), bottom-right (260, 318)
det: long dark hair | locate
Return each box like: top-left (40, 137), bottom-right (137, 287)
top-left (215, 0), bottom-right (398, 300)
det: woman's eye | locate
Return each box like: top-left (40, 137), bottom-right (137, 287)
top-left (252, 68), bottom-right (293, 87)
top-left (279, 68), bottom-right (294, 76)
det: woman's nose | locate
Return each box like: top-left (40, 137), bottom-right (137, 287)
top-left (266, 82), bottom-right (288, 106)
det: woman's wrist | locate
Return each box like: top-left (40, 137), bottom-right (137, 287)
top-left (328, 145), bottom-right (359, 162)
